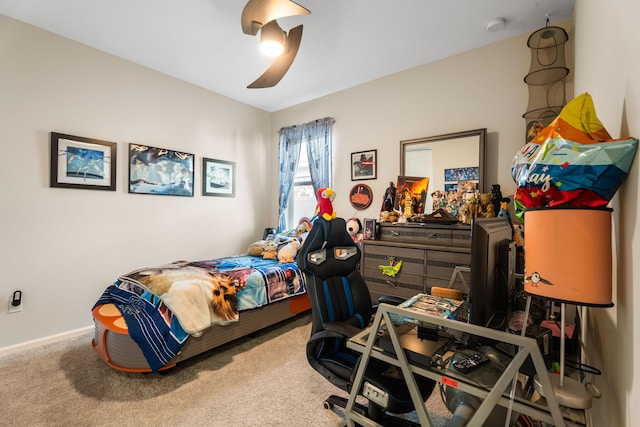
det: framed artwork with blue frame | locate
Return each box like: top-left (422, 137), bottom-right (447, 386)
top-left (128, 144), bottom-right (194, 196)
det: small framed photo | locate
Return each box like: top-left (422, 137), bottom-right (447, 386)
top-left (128, 144), bottom-right (194, 196)
top-left (50, 132), bottom-right (117, 191)
top-left (203, 158), bottom-right (235, 197)
top-left (351, 149), bottom-right (377, 181)
top-left (363, 218), bottom-right (377, 240)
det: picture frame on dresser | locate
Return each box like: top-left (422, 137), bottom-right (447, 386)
top-left (363, 218), bottom-right (377, 240)
top-left (50, 132), bottom-right (117, 191)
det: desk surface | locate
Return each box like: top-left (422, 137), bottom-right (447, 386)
top-left (345, 302), bottom-right (587, 427)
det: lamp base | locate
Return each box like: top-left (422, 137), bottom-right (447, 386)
top-left (533, 373), bottom-right (592, 409)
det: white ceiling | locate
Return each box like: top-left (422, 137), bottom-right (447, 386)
top-left (0, 0), bottom-right (574, 112)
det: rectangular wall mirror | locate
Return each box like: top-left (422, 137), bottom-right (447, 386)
top-left (400, 128), bottom-right (486, 215)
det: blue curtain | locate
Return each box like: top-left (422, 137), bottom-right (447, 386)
top-left (305, 117), bottom-right (334, 195)
top-left (278, 126), bottom-right (303, 231)
top-left (278, 117), bottom-right (334, 231)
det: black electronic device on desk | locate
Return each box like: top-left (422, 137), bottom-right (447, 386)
top-left (452, 352), bottom-right (491, 374)
top-left (377, 322), bottom-right (453, 369)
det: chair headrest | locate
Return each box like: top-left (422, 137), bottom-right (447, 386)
top-left (296, 217), bottom-right (360, 279)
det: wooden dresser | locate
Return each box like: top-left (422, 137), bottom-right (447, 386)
top-left (361, 222), bottom-right (472, 303)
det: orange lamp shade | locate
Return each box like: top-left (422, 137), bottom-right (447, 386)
top-left (524, 207), bottom-right (613, 306)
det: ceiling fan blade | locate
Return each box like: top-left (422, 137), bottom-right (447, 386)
top-left (247, 24), bottom-right (303, 89)
top-left (241, 0), bottom-right (310, 35)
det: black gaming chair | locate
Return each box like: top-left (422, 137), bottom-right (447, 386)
top-left (297, 217), bottom-right (436, 425)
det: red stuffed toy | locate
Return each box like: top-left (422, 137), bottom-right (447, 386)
top-left (314, 187), bottom-right (336, 221)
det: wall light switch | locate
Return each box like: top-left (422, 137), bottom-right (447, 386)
top-left (9, 290), bottom-right (22, 313)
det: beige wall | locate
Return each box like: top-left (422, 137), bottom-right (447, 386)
top-left (0, 15), bottom-right (274, 348)
top-left (272, 23), bottom-right (573, 222)
top-left (573, 1), bottom-right (640, 426)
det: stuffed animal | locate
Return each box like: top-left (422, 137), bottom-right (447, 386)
top-left (247, 239), bottom-right (279, 258)
top-left (379, 210), bottom-right (399, 223)
top-left (247, 239), bottom-right (270, 257)
top-left (314, 187), bottom-right (336, 221)
top-left (263, 248), bottom-right (278, 260)
top-left (277, 239), bottom-right (301, 263)
top-left (295, 217), bottom-right (312, 242)
top-left (346, 218), bottom-right (363, 244)
top-left (379, 260), bottom-right (403, 277)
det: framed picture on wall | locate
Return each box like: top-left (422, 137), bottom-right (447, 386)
top-left (351, 149), bottom-right (377, 181)
top-left (128, 144), bottom-right (194, 196)
top-left (349, 184), bottom-right (373, 210)
top-left (202, 158), bottom-right (236, 197)
top-left (50, 132), bottom-right (117, 191)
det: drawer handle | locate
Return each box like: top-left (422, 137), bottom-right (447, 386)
top-left (427, 233), bottom-right (437, 238)
top-left (384, 280), bottom-right (397, 286)
top-left (390, 231), bottom-right (400, 236)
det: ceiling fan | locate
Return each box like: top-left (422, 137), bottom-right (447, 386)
top-left (241, 0), bottom-right (310, 88)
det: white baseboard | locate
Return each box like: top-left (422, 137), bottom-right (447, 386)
top-left (0, 325), bottom-right (94, 357)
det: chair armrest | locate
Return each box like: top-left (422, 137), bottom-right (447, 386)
top-left (322, 320), bottom-right (362, 339)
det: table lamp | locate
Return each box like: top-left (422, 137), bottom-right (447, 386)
top-left (524, 207), bottom-right (613, 409)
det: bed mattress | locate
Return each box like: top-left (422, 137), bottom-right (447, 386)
top-left (91, 254), bottom-right (310, 372)
top-left (92, 293), bottom-right (310, 372)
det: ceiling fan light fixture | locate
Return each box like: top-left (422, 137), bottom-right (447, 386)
top-left (260, 21), bottom-right (285, 56)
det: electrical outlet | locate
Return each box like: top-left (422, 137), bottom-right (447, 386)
top-left (9, 290), bottom-right (22, 313)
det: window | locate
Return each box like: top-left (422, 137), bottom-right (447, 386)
top-left (286, 142), bottom-right (316, 230)
top-left (278, 117), bottom-right (334, 232)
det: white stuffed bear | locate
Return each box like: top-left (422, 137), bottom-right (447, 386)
top-left (346, 218), bottom-right (363, 244)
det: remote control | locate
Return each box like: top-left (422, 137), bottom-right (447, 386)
top-left (453, 353), bottom-right (490, 374)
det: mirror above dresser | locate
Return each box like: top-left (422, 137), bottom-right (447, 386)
top-left (400, 129), bottom-right (487, 216)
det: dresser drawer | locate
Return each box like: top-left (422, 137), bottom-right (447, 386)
top-left (362, 244), bottom-right (424, 275)
top-left (425, 250), bottom-right (471, 280)
top-left (363, 266), bottom-right (424, 288)
top-left (379, 225), bottom-right (452, 246)
top-left (451, 228), bottom-right (472, 247)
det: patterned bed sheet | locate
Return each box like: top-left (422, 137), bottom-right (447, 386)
top-left (93, 255), bottom-right (306, 371)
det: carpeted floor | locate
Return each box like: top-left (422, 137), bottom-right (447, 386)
top-left (0, 314), bottom-right (451, 426)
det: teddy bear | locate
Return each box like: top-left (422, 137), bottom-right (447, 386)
top-left (277, 239), bottom-right (301, 263)
top-left (346, 218), bottom-right (363, 244)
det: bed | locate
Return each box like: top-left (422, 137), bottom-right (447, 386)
top-left (91, 254), bottom-right (310, 373)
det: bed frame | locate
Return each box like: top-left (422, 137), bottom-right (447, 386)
top-left (92, 293), bottom-right (310, 372)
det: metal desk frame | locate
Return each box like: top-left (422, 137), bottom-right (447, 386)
top-left (345, 303), bottom-right (585, 427)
